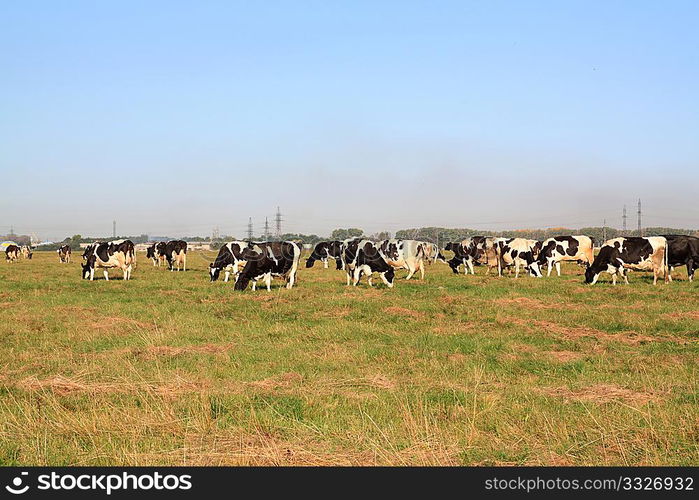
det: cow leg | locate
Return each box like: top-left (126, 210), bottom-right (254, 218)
top-left (323, 258), bottom-right (328, 269)
top-left (466, 260), bottom-right (474, 275)
top-left (90, 268), bottom-right (95, 281)
top-left (103, 270), bottom-right (109, 281)
top-left (352, 267), bottom-right (362, 286)
top-left (688, 261), bottom-right (695, 282)
top-left (183, 254), bottom-right (186, 272)
top-left (265, 274), bottom-right (272, 291)
top-left (251, 280), bottom-right (257, 291)
top-left (419, 261), bottom-right (425, 280)
top-left (622, 269), bottom-right (629, 285)
top-left (514, 261), bottom-right (520, 279)
top-left (405, 265), bottom-right (415, 280)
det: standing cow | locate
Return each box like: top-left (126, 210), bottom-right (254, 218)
top-left (379, 239), bottom-right (427, 280)
top-left (537, 235), bottom-right (595, 277)
top-left (5, 245), bottom-right (20, 262)
top-left (306, 241), bottom-right (344, 269)
top-left (81, 240), bottom-right (135, 280)
top-left (663, 234), bottom-right (699, 282)
top-left (57, 245), bottom-right (72, 263)
top-left (209, 241), bottom-right (249, 282)
top-left (234, 241), bottom-right (301, 291)
top-left (146, 242), bottom-right (167, 266)
top-left (164, 240), bottom-right (187, 271)
top-left (340, 239), bottom-right (395, 287)
top-left (496, 238), bottom-right (543, 278)
top-left (585, 237), bottom-right (668, 285)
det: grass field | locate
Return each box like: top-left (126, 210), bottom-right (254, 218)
top-left (0, 250), bottom-right (697, 465)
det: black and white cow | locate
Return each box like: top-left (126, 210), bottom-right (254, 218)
top-left (420, 242), bottom-right (441, 265)
top-left (209, 241), bottom-right (249, 282)
top-left (234, 241), bottom-right (301, 291)
top-left (496, 238), bottom-right (543, 278)
top-left (585, 237), bottom-right (668, 285)
top-left (164, 240), bottom-right (187, 271)
top-left (5, 244), bottom-right (20, 262)
top-left (20, 245), bottom-right (33, 260)
top-left (379, 239), bottom-right (426, 279)
top-left (146, 242), bottom-right (167, 266)
top-left (81, 240), bottom-right (135, 280)
top-left (663, 234), bottom-right (699, 282)
top-left (342, 239), bottom-right (395, 288)
top-left (445, 239), bottom-right (477, 275)
top-left (537, 235), bottom-right (595, 277)
top-left (306, 241), bottom-right (344, 269)
top-left (57, 245), bottom-right (72, 263)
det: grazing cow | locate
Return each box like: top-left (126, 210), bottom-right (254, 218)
top-left (379, 239), bottom-right (426, 279)
top-left (585, 237), bottom-right (668, 285)
top-left (81, 240), bottom-right (135, 280)
top-left (146, 242), bottom-right (167, 266)
top-left (164, 240), bottom-right (187, 271)
top-left (421, 242), bottom-right (441, 265)
top-left (663, 234), bottom-right (699, 282)
top-left (445, 239), bottom-right (477, 275)
top-left (446, 236), bottom-right (503, 275)
top-left (5, 244), bottom-right (20, 262)
top-left (537, 235), bottom-right (595, 277)
top-left (496, 238), bottom-right (543, 278)
top-left (306, 241), bottom-right (344, 269)
top-left (342, 239), bottom-right (395, 287)
top-left (57, 245), bottom-right (72, 263)
top-left (234, 241), bottom-right (301, 291)
top-left (209, 241), bottom-right (249, 282)
top-left (20, 245), bottom-right (31, 259)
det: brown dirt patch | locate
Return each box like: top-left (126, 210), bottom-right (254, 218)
top-left (662, 310), bottom-right (699, 321)
top-left (495, 296), bottom-right (560, 309)
top-left (504, 317), bottom-right (667, 344)
top-left (132, 343), bottom-right (235, 360)
top-left (382, 306), bottom-right (424, 319)
top-left (12, 375), bottom-right (208, 396)
top-left (313, 307), bottom-right (351, 319)
top-left (546, 351), bottom-right (583, 362)
top-left (249, 372), bottom-right (304, 390)
top-left (538, 383), bottom-right (658, 404)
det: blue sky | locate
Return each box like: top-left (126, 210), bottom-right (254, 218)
top-left (1, 1), bottom-right (697, 239)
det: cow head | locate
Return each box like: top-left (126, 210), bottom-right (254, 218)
top-left (528, 261), bottom-right (543, 278)
top-left (81, 258), bottom-right (94, 279)
top-left (305, 242), bottom-right (327, 268)
top-left (209, 263), bottom-right (222, 281)
top-left (383, 268), bottom-right (395, 288)
top-left (584, 265), bottom-right (598, 284)
top-left (146, 245), bottom-right (156, 260)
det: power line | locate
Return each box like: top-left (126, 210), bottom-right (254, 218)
top-left (264, 217), bottom-right (270, 240)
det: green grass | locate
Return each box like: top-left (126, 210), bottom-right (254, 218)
top-left (0, 250), bottom-right (696, 465)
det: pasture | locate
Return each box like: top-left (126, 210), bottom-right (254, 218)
top-left (0, 250), bottom-right (696, 465)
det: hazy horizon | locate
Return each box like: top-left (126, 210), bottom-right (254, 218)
top-left (2, 1), bottom-right (697, 241)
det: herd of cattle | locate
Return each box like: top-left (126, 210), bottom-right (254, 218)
top-left (4, 234), bottom-right (699, 288)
